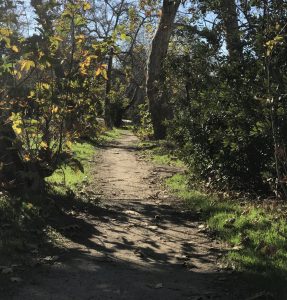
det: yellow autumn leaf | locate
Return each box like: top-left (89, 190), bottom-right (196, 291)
top-left (101, 68), bottom-right (108, 80)
top-left (12, 125), bottom-right (22, 135)
top-left (89, 55), bottom-right (98, 60)
top-left (51, 105), bottom-right (59, 113)
top-left (28, 91), bottom-right (35, 99)
top-left (83, 2), bottom-right (91, 11)
top-left (76, 34), bottom-right (85, 43)
top-left (10, 113), bottom-right (22, 135)
top-left (95, 67), bottom-right (101, 76)
top-left (80, 68), bottom-right (88, 76)
top-left (49, 35), bottom-right (63, 50)
top-left (10, 69), bottom-right (18, 76)
top-left (276, 23), bottom-right (281, 31)
top-left (274, 35), bottom-right (284, 42)
top-left (0, 28), bottom-right (12, 37)
top-left (66, 140), bottom-right (73, 149)
top-left (11, 45), bottom-right (19, 53)
top-left (120, 33), bottom-right (128, 40)
top-left (23, 154), bottom-right (31, 162)
top-left (51, 35), bottom-right (63, 42)
top-left (38, 51), bottom-right (45, 59)
top-left (40, 141), bottom-right (48, 149)
top-left (12, 119), bottom-right (22, 135)
top-left (20, 59), bottom-right (35, 72)
top-left (42, 83), bottom-right (50, 90)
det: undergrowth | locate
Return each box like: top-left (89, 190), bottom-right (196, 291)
top-left (98, 128), bottom-right (123, 143)
top-left (0, 127), bottom-right (122, 260)
top-left (46, 142), bottom-right (95, 194)
top-left (139, 141), bottom-right (184, 168)
top-left (166, 174), bottom-right (287, 276)
top-left (0, 140), bottom-right (96, 261)
top-left (144, 143), bottom-right (287, 279)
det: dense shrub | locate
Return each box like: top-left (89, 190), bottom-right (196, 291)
top-left (165, 9), bottom-right (287, 195)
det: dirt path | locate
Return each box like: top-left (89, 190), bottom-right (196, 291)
top-left (6, 131), bottom-right (258, 300)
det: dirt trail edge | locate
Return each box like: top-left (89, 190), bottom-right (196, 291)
top-left (7, 131), bottom-right (260, 300)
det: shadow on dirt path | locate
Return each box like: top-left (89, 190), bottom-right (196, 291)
top-left (3, 131), bottom-right (277, 300)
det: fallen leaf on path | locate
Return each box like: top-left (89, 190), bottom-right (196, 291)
top-left (42, 256), bottom-right (59, 263)
top-left (68, 210), bottom-right (77, 216)
top-left (148, 225), bottom-right (157, 230)
top-left (175, 254), bottom-right (188, 260)
top-left (245, 291), bottom-right (274, 300)
top-left (2, 268), bottom-right (13, 274)
top-left (10, 277), bottom-right (23, 283)
top-left (123, 210), bottom-right (141, 216)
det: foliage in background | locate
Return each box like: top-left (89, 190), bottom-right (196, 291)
top-left (134, 102), bottom-right (154, 139)
top-left (165, 1), bottom-right (287, 196)
top-left (0, 0), bottom-right (111, 190)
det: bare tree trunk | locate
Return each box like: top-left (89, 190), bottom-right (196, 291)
top-left (104, 46), bottom-right (114, 128)
top-left (146, 0), bottom-right (181, 139)
top-left (220, 0), bottom-right (243, 61)
top-left (0, 117), bottom-right (22, 186)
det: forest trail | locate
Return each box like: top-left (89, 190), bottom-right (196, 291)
top-left (7, 131), bottom-right (256, 300)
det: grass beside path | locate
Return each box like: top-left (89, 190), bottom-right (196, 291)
top-left (47, 127), bottom-right (123, 194)
top-left (140, 142), bottom-right (287, 281)
top-left (46, 142), bottom-right (95, 194)
top-left (0, 128), bottom-right (121, 264)
top-left (98, 128), bottom-right (123, 143)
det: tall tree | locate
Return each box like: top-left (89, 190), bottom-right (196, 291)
top-left (89, 0), bottom-right (129, 128)
top-left (146, 0), bottom-right (181, 139)
top-left (219, 0), bottom-right (243, 61)
top-left (0, 0), bottom-right (23, 186)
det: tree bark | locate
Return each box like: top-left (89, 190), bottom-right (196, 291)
top-left (104, 46), bottom-right (114, 128)
top-left (0, 117), bottom-right (23, 186)
top-left (146, 0), bottom-right (181, 139)
top-left (219, 0), bottom-right (243, 62)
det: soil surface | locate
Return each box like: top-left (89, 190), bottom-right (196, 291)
top-left (2, 131), bottom-right (267, 299)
